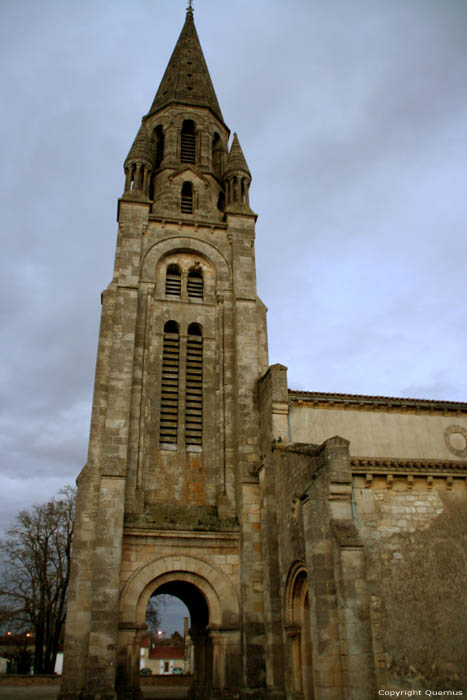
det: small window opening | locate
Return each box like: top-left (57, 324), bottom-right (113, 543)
top-left (181, 120), bottom-right (196, 163)
top-left (160, 321), bottom-right (180, 447)
top-left (187, 267), bottom-right (203, 300)
top-left (181, 181), bottom-right (193, 214)
top-left (165, 264), bottom-right (181, 298)
top-left (154, 125), bottom-right (164, 168)
top-left (217, 191), bottom-right (225, 212)
top-left (186, 323), bottom-right (203, 447)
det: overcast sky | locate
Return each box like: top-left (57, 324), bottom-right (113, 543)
top-left (1, 0), bottom-right (467, 627)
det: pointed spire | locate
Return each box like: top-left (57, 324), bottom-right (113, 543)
top-left (224, 133), bottom-right (251, 178)
top-left (124, 122), bottom-right (152, 168)
top-left (148, 9), bottom-right (223, 122)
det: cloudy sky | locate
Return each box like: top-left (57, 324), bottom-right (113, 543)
top-left (1, 0), bottom-right (466, 629)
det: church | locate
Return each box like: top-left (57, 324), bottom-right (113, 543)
top-left (59, 7), bottom-right (467, 700)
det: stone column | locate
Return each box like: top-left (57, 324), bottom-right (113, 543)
top-left (301, 436), bottom-right (376, 700)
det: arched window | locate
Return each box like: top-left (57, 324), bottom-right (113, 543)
top-left (181, 182), bottom-right (193, 214)
top-left (154, 125), bottom-right (164, 168)
top-left (165, 263), bottom-right (181, 298)
top-left (187, 267), bottom-right (203, 300)
top-left (186, 323), bottom-right (203, 448)
top-left (160, 321), bottom-right (180, 447)
top-left (212, 132), bottom-right (223, 178)
top-left (181, 120), bottom-right (196, 163)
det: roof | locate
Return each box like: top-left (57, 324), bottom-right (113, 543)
top-left (148, 8), bottom-right (223, 122)
top-left (149, 645), bottom-right (185, 660)
top-left (224, 133), bottom-right (251, 177)
top-left (288, 389), bottom-right (467, 413)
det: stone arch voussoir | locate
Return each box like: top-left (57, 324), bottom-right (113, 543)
top-left (284, 560), bottom-right (308, 627)
top-left (120, 554), bottom-right (240, 629)
top-left (141, 236), bottom-right (231, 286)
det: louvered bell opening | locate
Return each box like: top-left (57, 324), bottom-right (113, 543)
top-left (187, 274), bottom-right (203, 300)
top-left (180, 133), bottom-right (196, 163)
top-left (165, 274), bottom-right (181, 298)
top-left (155, 138), bottom-right (164, 168)
top-left (185, 335), bottom-right (203, 447)
top-left (160, 333), bottom-right (179, 446)
top-left (181, 194), bottom-right (193, 214)
top-left (181, 182), bottom-right (193, 214)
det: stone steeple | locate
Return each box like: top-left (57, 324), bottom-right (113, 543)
top-left (59, 9), bottom-right (268, 700)
top-left (148, 6), bottom-right (223, 123)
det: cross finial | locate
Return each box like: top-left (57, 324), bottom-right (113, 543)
top-left (187, 0), bottom-right (194, 15)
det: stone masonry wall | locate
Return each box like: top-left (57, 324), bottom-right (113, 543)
top-left (354, 476), bottom-right (467, 692)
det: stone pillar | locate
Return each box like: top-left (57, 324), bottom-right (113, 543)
top-left (116, 624), bottom-right (146, 700)
top-left (301, 436), bottom-right (376, 700)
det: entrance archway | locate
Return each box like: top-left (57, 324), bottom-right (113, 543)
top-left (153, 580), bottom-right (211, 686)
top-left (117, 555), bottom-right (241, 699)
top-left (285, 563), bottom-right (315, 699)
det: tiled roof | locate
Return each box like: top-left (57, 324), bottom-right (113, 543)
top-left (149, 645), bottom-right (185, 660)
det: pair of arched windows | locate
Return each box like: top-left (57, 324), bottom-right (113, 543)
top-left (159, 321), bottom-right (203, 449)
top-left (165, 264), bottom-right (203, 300)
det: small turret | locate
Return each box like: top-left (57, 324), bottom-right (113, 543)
top-left (123, 122), bottom-right (152, 198)
top-left (223, 133), bottom-right (252, 211)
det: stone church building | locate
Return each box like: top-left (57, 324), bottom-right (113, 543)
top-left (59, 7), bottom-right (467, 700)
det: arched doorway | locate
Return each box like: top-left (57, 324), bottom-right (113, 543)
top-left (152, 580), bottom-right (211, 688)
top-left (117, 555), bottom-right (241, 699)
top-left (285, 563), bottom-right (315, 699)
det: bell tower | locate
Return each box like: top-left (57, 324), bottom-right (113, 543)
top-left (60, 6), bottom-right (270, 700)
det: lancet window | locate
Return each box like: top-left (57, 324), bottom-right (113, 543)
top-left (159, 321), bottom-right (180, 446)
top-left (185, 323), bottom-right (203, 448)
top-left (165, 264), bottom-right (181, 298)
top-left (180, 119), bottom-right (196, 163)
top-left (187, 267), bottom-right (203, 300)
top-left (181, 182), bottom-right (193, 214)
top-left (154, 125), bottom-right (165, 169)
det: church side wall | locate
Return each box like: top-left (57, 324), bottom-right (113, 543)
top-left (289, 403), bottom-right (467, 461)
top-left (354, 475), bottom-right (467, 692)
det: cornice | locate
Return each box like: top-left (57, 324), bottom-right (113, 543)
top-left (351, 456), bottom-right (467, 477)
top-left (289, 389), bottom-right (467, 415)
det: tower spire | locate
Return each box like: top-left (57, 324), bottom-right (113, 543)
top-left (148, 5), bottom-right (223, 122)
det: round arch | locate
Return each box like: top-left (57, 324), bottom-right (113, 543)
top-left (120, 554), bottom-right (240, 629)
top-left (284, 560), bottom-right (308, 627)
top-left (284, 561), bottom-right (315, 699)
top-left (141, 235), bottom-right (231, 287)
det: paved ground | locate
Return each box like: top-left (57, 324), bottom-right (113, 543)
top-left (0, 687), bottom-right (189, 700)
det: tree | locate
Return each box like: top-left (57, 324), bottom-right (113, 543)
top-left (0, 487), bottom-right (75, 674)
top-left (145, 595), bottom-right (165, 636)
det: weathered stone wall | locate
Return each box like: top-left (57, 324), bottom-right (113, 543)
top-left (354, 475), bottom-right (467, 692)
top-left (289, 400), bottom-right (467, 461)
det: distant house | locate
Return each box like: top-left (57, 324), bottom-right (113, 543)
top-left (149, 644), bottom-right (185, 675)
top-left (140, 633), bottom-right (188, 675)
